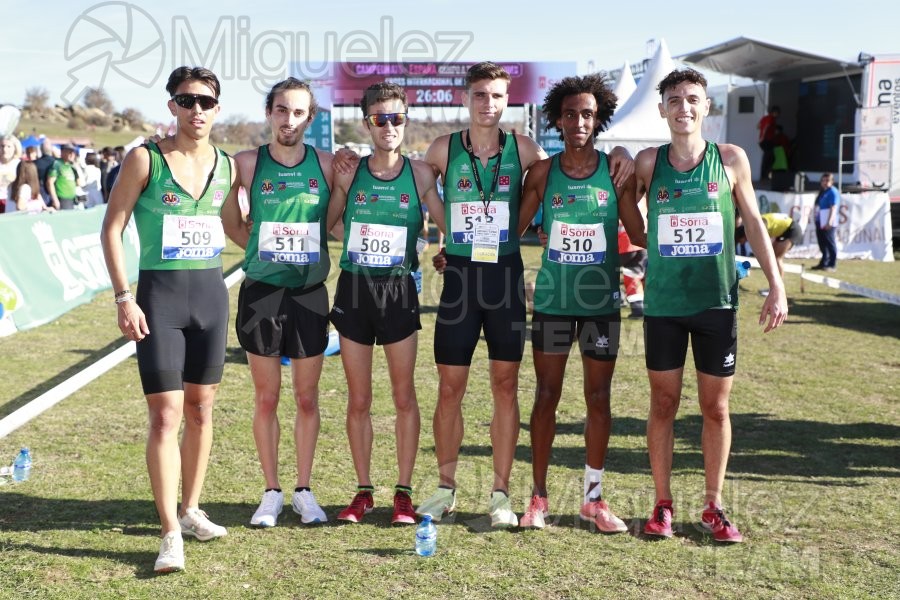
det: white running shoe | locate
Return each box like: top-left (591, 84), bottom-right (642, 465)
top-left (291, 489), bottom-right (328, 524)
top-left (154, 531), bottom-right (184, 573)
top-left (179, 507), bottom-right (227, 541)
top-left (489, 491), bottom-right (519, 528)
top-left (250, 490), bottom-right (284, 527)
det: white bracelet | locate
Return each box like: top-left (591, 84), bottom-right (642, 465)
top-left (115, 294), bottom-right (134, 304)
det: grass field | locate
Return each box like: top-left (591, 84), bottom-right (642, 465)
top-left (1, 242), bottom-right (898, 599)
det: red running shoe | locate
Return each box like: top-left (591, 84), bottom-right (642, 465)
top-left (391, 490), bottom-right (416, 525)
top-left (643, 499), bottom-right (674, 538)
top-left (337, 491), bottom-right (374, 523)
top-left (701, 502), bottom-right (744, 543)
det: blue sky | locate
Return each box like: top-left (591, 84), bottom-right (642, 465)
top-left (2, 0), bottom-right (897, 125)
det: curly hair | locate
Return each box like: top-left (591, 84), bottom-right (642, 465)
top-left (656, 68), bottom-right (708, 98)
top-left (541, 73), bottom-right (617, 140)
top-left (265, 77), bottom-right (318, 118)
top-left (360, 82), bottom-right (407, 116)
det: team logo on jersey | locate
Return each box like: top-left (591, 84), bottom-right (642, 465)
top-left (498, 175), bottom-right (510, 193)
top-left (161, 191), bottom-right (180, 206)
top-left (596, 190), bottom-right (608, 206)
top-left (261, 180), bottom-right (275, 195)
top-left (212, 190), bottom-right (225, 207)
top-left (551, 193), bottom-right (563, 209)
top-left (567, 194), bottom-right (577, 204)
top-left (277, 181), bottom-right (287, 191)
top-left (707, 182), bottom-right (719, 199)
top-left (457, 177), bottom-right (473, 192)
top-left (370, 193), bottom-right (379, 203)
top-left (674, 188), bottom-right (683, 199)
top-left (309, 178), bottom-right (319, 193)
top-left (400, 193), bottom-right (409, 208)
top-left (656, 186), bottom-right (670, 203)
top-left (354, 190), bottom-right (367, 205)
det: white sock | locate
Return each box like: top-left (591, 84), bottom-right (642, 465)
top-left (584, 465), bottom-right (604, 503)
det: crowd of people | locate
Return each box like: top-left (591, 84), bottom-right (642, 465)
top-left (99, 63), bottom-right (788, 573)
top-left (0, 132), bottom-right (126, 214)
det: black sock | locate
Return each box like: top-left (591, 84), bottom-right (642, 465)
top-left (294, 487), bottom-right (310, 493)
top-left (357, 484), bottom-right (375, 493)
top-left (265, 488), bottom-right (282, 493)
top-left (395, 484), bottom-right (412, 495)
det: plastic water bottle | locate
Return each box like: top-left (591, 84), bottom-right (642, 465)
top-left (415, 515), bottom-right (437, 557)
top-left (13, 447), bottom-right (32, 482)
top-left (412, 269), bottom-right (423, 294)
top-left (735, 259), bottom-right (751, 280)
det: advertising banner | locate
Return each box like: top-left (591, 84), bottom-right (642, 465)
top-left (863, 55), bottom-right (900, 201)
top-left (754, 190), bottom-right (893, 261)
top-left (0, 207), bottom-right (140, 335)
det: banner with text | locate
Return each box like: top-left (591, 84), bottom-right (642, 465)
top-left (294, 61), bottom-right (576, 109)
top-left (754, 190), bottom-right (893, 261)
top-left (0, 207), bottom-right (140, 336)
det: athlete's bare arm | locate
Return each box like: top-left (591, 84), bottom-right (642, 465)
top-left (515, 133), bottom-right (548, 174)
top-left (616, 173), bottom-right (642, 247)
top-left (720, 143), bottom-right (787, 332)
top-left (221, 148), bottom-right (257, 250)
top-left (100, 146), bottom-right (151, 339)
top-left (325, 167), bottom-right (353, 234)
top-left (424, 133), bottom-right (452, 182)
top-left (517, 157), bottom-right (551, 237)
top-left (412, 159), bottom-right (446, 235)
top-left (607, 145), bottom-right (635, 188)
top-left (627, 147), bottom-right (658, 248)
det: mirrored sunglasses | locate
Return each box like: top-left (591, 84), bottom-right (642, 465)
top-left (365, 112), bottom-right (408, 127)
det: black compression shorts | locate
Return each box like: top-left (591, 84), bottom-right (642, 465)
top-left (135, 268), bottom-right (229, 394)
top-left (434, 252), bottom-right (527, 365)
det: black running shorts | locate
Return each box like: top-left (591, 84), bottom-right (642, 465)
top-left (329, 270), bottom-right (420, 346)
top-left (643, 308), bottom-right (737, 376)
top-left (236, 278), bottom-right (329, 359)
top-left (531, 311), bottom-right (621, 361)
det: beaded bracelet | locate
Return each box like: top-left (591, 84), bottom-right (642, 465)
top-left (114, 289), bottom-right (131, 298)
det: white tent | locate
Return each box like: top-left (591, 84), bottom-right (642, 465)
top-left (597, 39), bottom-right (676, 156)
top-left (611, 62), bottom-right (636, 110)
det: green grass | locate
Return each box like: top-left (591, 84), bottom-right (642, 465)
top-left (1, 242), bottom-right (898, 599)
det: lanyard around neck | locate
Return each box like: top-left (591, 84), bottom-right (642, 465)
top-left (465, 129), bottom-right (507, 209)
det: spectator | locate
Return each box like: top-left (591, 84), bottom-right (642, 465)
top-left (104, 146), bottom-right (128, 197)
top-left (83, 152), bottom-right (104, 207)
top-left (99, 146), bottom-right (117, 202)
top-left (757, 105), bottom-right (779, 182)
top-left (34, 138), bottom-right (56, 206)
top-left (0, 134), bottom-right (23, 213)
top-left (7, 160), bottom-right (50, 214)
top-left (23, 145), bottom-right (39, 162)
top-left (735, 212), bottom-right (802, 279)
top-left (811, 173), bottom-right (839, 272)
top-left (47, 145), bottom-right (84, 210)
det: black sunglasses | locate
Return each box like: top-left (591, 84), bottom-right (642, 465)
top-left (365, 113), bottom-right (408, 127)
top-left (172, 94), bottom-right (219, 111)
